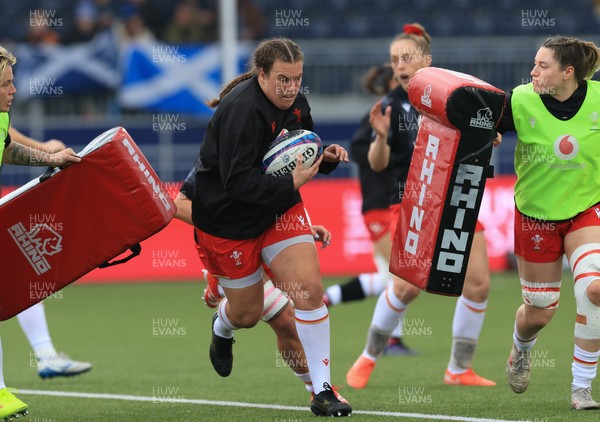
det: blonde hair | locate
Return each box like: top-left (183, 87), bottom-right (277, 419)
top-left (542, 36), bottom-right (600, 82)
top-left (0, 45), bottom-right (16, 81)
top-left (391, 23), bottom-right (432, 56)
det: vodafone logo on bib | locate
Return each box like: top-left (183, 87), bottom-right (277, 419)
top-left (553, 134), bottom-right (579, 160)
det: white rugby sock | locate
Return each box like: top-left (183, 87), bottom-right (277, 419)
top-left (448, 296), bottom-right (487, 373)
top-left (361, 285), bottom-right (408, 361)
top-left (371, 285), bottom-right (407, 333)
top-left (513, 323), bottom-right (538, 351)
top-left (452, 296), bottom-right (487, 340)
top-left (358, 273), bottom-right (387, 297)
top-left (325, 285), bottom-right (342, 306)
top-left (295, 370), bottom-right (314, 393)
top-left (391, 324), bottom-right (402, 338)
top-left (572, 345), bottom-right (600, 389)
top-left (295, 306), bottom-right (330, 395)
top-left (214, 299), bottom-right (235, 339)
top-left (17, 302), bottom-right (57, 360)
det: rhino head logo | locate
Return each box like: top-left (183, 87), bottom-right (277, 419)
top-left (29, 224), bottom-right (63, 256)
top-left (477, 107), bottom-right (493, 121)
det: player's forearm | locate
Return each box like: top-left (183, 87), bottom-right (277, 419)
top-left (8, 127), bottom-right (42, 149)
top-left (3, 142), bottom-right (57, 166)
top-left (368, 133), bottom-right (391, 172)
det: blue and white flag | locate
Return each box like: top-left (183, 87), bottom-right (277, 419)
top-left (119, 42), bottom-right (250, 115)
top-left (15, 31), bottom-right (120, 98)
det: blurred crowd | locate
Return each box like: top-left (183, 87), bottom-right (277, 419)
top-left (0, 0), bottom-right (266, 45)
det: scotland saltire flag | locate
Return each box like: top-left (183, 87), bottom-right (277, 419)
top-left (119, 43), bottom-right (250, 115)
top-left (15, 32), bottom-right (120, 96)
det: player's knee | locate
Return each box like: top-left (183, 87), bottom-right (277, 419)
top-left (586, 279), bottom-right (600, 306)
top-left (228, 304), bottom-right (262, 328)
top-left (523, 307), bottom-right (554, 330)
top-left (570, 243), bottom-right (600, 339)
top-left (463, 274), bottom-right (490, 302)
top-left (393, 280), bottom-right (420, 303)
top-left (235, 312), bottom-right (261, 328)
top-left (286, 275), bottom-right (323, 306)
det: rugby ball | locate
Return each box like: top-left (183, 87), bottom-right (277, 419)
top-left (261, 129), bottom-right (323, 177)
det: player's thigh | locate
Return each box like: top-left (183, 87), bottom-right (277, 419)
top-left (268, 242), bottom-right (322, 309)
top-left (221, 282), bottom-right (264, 325)
top-left (516, 257), bottom-right (563, 282)
top-left (564, 226), bottom-right (600, 261)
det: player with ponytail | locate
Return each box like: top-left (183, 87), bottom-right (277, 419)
top-left (499, 35), bottom-right (600, 410)
top-left (347, 23), bottom-right (496, 389)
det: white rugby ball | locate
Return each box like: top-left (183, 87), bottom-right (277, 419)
top-left (261, 129), bottom-right (323, 177)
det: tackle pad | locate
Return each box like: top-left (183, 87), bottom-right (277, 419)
top-left (389, 67), bottom-right (505, 296)
top-left (0, 127), bottom-right (175, 320)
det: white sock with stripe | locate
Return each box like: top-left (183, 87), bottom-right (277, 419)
top-left (448, 295), bottom-right (487, 373)
top-left (362, 285), bottom-right (407, 361)
top-left (213, 299), bottom-right (235, 339)
top-left (572, 345), bottom-right (600, 389)
top-left (295, 306), bottom-right (330, 395)
top-left (513, 322), bottom-right (538, 351)
top-left (371, 285), bottom-right (407, 333)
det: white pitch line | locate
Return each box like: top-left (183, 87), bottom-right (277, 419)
top-left (20, 389), bottom-right (525, 422)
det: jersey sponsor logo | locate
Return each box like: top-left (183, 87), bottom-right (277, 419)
top-left (469, 107), bottom-right (494, 129)
top-left (293, 107), bottom-right (302, 123)
top-left (531, 234), bottom-right (543, 250)
top-left (553, 134), bottom-right (579, 160)
top-left (594, 207), bottom-right (600, 219)
top-left (401, 102), bottom-right (411, 113)
top-left (322, 358), bottom-right (329, 366)
top-left (8, 222), bottom-right (63, 275)
top-left (230, 250), bottom-right (243, 266)
top-left (421, 85), bottom-right (432, 108)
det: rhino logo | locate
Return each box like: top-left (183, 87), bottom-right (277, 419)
top-left (421, 84), bottom-right (432, 107)
top-left (469, 107), bottom-right (494, 129)
top-left (8, 222), bottom-right (63, 275)
top-left (29, 225), bottom-right (63, 256)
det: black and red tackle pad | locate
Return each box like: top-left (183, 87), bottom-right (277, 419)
top-left (390, 67), bottom-right (506, 296)
top-left (0, 127), bottom-right (175, 320)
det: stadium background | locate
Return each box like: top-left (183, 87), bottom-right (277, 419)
top-left (1, 1), bottom-right (599, 278)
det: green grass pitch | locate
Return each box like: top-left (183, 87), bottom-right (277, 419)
top-left (2, 272), bottom-right (597, 421)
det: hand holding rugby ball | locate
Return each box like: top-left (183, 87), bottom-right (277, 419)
top-left (261, 129), bottom-right (323, 177)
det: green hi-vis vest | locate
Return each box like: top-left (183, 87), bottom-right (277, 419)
top-left (512, 81), bottom-right (600, 220)
top-left (0, 113), bottom-right (8, 168)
